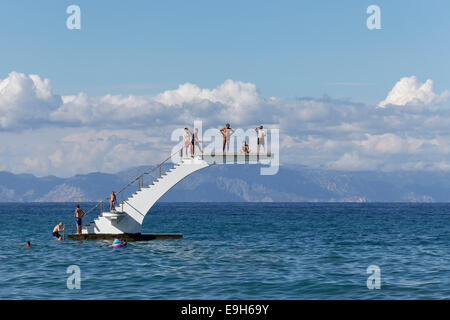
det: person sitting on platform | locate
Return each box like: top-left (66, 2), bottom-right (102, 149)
top-left (53, 222), bottom-right (65, 241)
top-left (240, 141), bottom-right (250, 154)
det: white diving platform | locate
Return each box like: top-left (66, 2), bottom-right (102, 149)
top-left (68, 153), bottom-right (273, 240)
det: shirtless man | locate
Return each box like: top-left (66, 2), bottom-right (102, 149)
top-left (53, 222), bottom-right (65, 241)
top-left (255, 125), bottom-right (266, 154)
top-left (110, 191), bottom-right (116, 211)
top-left (74, 205), bottom-right (86, 235)
top-left (191, 128), bottom-right (202, 157)
top-left (220, 123), bottom-right (235, 153)
top-left (240, 141), bottom-right (250, 154)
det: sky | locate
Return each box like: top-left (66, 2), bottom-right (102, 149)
top-left (1, 0), bottom-right (450, 177)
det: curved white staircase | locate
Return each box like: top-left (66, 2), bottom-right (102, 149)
top-left (82, 152), bottom-right (273, 235)
top-left (82, 158), bottom-right (208, 234)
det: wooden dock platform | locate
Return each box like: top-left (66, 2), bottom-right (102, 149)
top-left (67, 233), bottom-right (182, 241)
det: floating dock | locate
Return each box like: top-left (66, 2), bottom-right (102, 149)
top-left (67, 233), bottom-right (182, 241)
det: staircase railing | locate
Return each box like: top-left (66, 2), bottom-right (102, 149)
top-left (83, 147), bottom-right (184, 220)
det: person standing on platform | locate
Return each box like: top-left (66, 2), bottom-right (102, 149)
top-left (110, 191), bottom-right (116, 211)
top-left (184, 128), bottom-right (193, 157)
top-left (220, 123), bottom-right (235, 153)
top-left (191, 128), bottom-right (203, 156)
top-left (255, 125), bottom-right (266, 154)
top-left (74, 205), bottom-right (86, 235)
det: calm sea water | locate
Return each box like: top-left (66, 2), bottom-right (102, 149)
top-left (1, 202), bottom-right (449, 299)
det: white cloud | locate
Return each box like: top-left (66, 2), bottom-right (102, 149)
top-left (329, 152), bottom-right (379, 171)
top-left (378, 76), bottom-right (449, 108)
top-left (51, 129), bottom-right (166, 176)
top-left (355, 133), bottom-right (426, 154)
top-left (0, 71), bottom-right (61, 129)
top-left (47, 80), bottom-right (271, 129)
top-left (154, 80), bottom-right (261, 108)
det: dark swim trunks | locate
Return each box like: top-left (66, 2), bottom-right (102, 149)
top-left (75, 218), bottom-right (82, 226)
top-left (53, 231), bottom-right (60, 238)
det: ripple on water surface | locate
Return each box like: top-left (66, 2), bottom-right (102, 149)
top-left (1, 202), bottom-right (450, 299)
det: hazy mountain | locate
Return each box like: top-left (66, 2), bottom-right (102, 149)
top-left (0, 165), bottom-right (449, 203)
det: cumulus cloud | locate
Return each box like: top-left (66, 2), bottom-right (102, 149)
top-left (154, 80), bottom-right (261, 108)
top-left (2, 71), bottom-right (450, 175)
top-left (355, 133), bottom-right (428, 154)
top-left (49, 129), bottom-right (167, 175)
top-left (48, 79), bottom-right (272, 128)
top-left (378, 76), bottom-right (450, 108)
top-left (329, 152), bottom-right (379, 171)
top-left (0, 71), bottom-right (61, 129)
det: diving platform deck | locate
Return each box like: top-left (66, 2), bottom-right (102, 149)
top-left (67, 233), bottom-right (182, 241)
top-left (193, 152), bottom-right (273, 164)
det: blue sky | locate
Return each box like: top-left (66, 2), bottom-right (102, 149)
top-left (1, 0), bottom-right (448, 103)
top-left (0, 1), bottom-right (450, 177)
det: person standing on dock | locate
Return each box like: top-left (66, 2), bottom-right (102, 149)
top-left (53, 222), bottom-right (65, 241)
top-left (220, 123), bottom-right (235, 153)
top-left (110, 191), bottom-right (116, 212)
top-left (255, 125), bottom-right (266, 154)
top-left (183, 128), bottom-right (193, 157)
top-left (191, 128), bottom-right (202, 156)
top-left (74, 205), bottom-right (86, 235)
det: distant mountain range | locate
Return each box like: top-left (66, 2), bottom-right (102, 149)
top-left (0, 165), bottom-right (449, 202)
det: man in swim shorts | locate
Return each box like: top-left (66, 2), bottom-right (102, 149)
top-left (110, 191), bottom-right (116, 211)
top-left (74, 205), bottom-right (86, 235)
top-left (255, 125), bottom-right (266, 154)
top-left (191, 128), bottom-right (202, 157)
top-left (53, 222), bottom-right (64, 241)
top-left (220, 123), bottom-right (235, 153)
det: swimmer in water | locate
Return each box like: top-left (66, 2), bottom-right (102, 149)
top-left (25, 241), bottom-right (31, 248)
top-left (111, 238), bottom-right (122, 247)
top-left (110, 238), bottom-right (127, 247)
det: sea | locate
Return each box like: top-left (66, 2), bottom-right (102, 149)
top-left (1, 202), bottom-right (449, 299)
